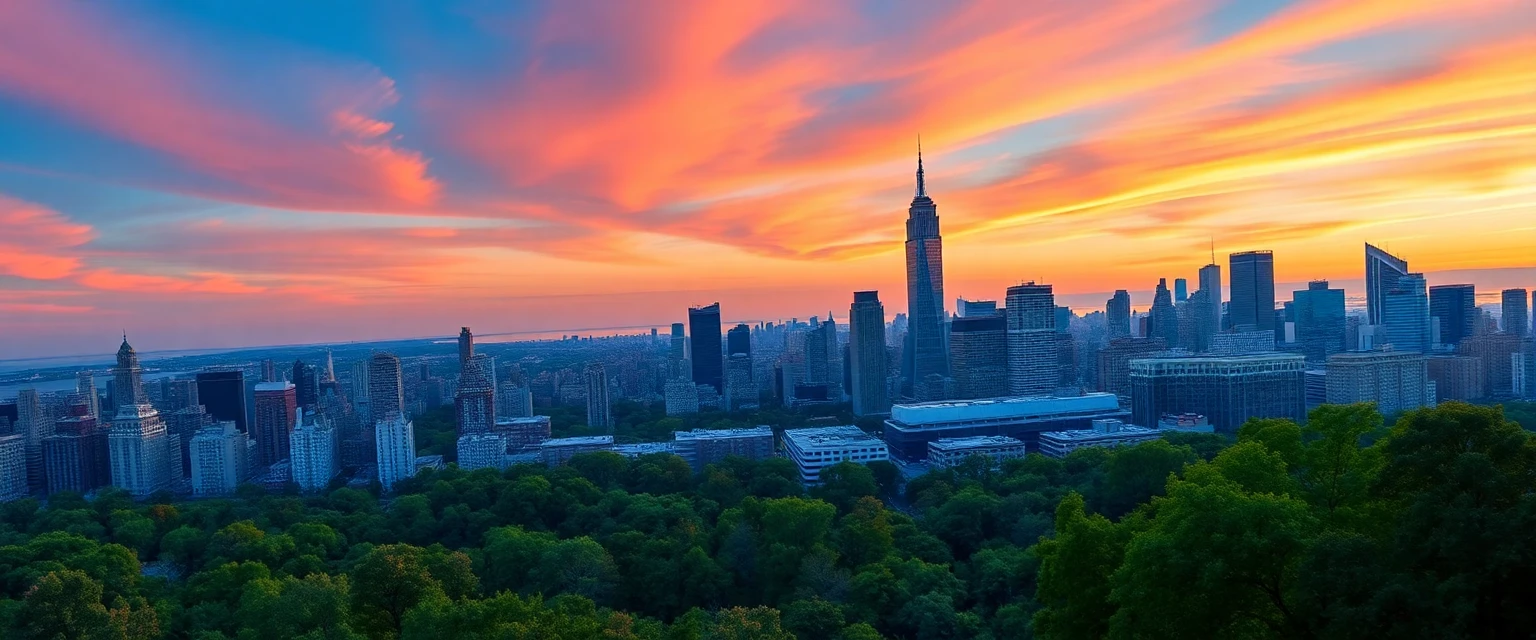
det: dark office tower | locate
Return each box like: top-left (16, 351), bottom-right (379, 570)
top-left (44, 402), bottom-right (110, 495)
top-left (904, 146), bottom-right (948, 391)
top-left (950, 314), bottom-right (1008, 400)
top-left (1384, 274), bottom-right (1431, 353)
top-left (689, 303), bottom-right (724, 394)
top-left (253, 382), bottom-right (296, 466)
top-left (459, 327), bottom-right (474, 366)
top-left (367, 352), bottom-right (404, 427)
top-left (1106, 290), bottom-right (1132, 339)
top-left (1365, 243), bottom-right (1410, 327)
top-left (1174, 278), bottom-right (1188, 303)
top-left (196, 370), bottom-right (248, 433)
top-left (292, 360), bottom-right (319, 408)
top-left (1006, 282), bottom-right (1057, 396)
top-left (850, 292), bottom-right (891, 416)
top-left (1149, 279), bottom-right (1180, 349)
top-left (1429, 284), bottom-right (1477, 347)
top-left (1229, 251), bottom-right (1276, 332)
top-left (584, 363), bottom-right (612, 430)
top-left (727, 323), bottom-right (752, 357)
top-left (670, 323), bottom-right (686, 359)
top-left (261, 359), bottom-right (277, 383)
top-left (1199, 262), bottom-right (1222, 337)
top-left (1292, 281), bottom-right (1347, 362)
top-left (16, 388), bottom-right (48, 493)
top-left (957, 298), bottom-right (998, 318)
top-left (1502, 289), bottom-right (1529, 337)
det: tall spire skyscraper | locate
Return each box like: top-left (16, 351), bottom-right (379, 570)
top-left (903, 142), bottom-right (947, 396)
top-left (107, 336), bottom-right (176, 497)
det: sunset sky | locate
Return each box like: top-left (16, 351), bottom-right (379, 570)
top-left (1, 1), bottom-right (1534, 359)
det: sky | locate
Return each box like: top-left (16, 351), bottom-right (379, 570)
top-left (1, 0), bottom-right (1534, 359)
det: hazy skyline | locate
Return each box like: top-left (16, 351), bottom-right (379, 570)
top-left (2, 1), bottom-right (1534, 358)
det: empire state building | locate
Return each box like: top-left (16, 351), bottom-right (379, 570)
top-left (903, 145), bottom-right (947, 398)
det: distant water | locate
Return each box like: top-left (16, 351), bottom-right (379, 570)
top-left (0, 371), bottom-right (189, 401)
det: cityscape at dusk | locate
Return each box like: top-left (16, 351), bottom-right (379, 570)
top-left (3, 1), bottom-right (1535, 356)
top-left (0, 3), bottom-right (1534, 639)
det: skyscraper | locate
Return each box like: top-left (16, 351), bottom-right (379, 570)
top-left (1006, 282), bottom-right (1057, 396)
top-left (1106, 290), bottom-right (1131, 339)
top-left (0, 435), bottom-right (28, 502)
top-left (292, 360), bottom-right (319, 408)
top-left (44, 402), bottom-right (109, 495)
top-left (459, 326), bottom-right (474, 366)
top-left (1502, 288), bottom-right (1529, 337)
top-left (367, 352), bottom-right (404, 427)
top-left (1383, 274), bottom-right (1432, 353)
top-left (289, 408), bottom-right (338, 492)
top-left (76, 372), bottom-right (100, 421)
top-left (689, 303), bottom-right (723, 394)
top-left (189, 421), bottom-right (248, 496)
top-left (1326, 351), bottom-right (1434, 415)
top-left (904, 146), bottom-right (948, 392)
top-left (1229, 250), bottom-right (1276, 332)
top-left (1429, 284), bottom-right (1477, 347)
top-left (584, 363), bottom-right (611, 430)
top-left (957, 298), bottom-right (999, 318)
top-left (196, 370), bottom-right (248, 433)
top-left (1198, 262), bottom-right (1222, 337)
top-left (16, 388), bottom-right (47, 493)
top-left (253, 382), bottom-right (296, 467)
top-left (849, 291), bottom-right (891, 416)
top-left (107, 336), bottom-right (176, 497)
top-left (950, 313), bottom-right (1008, 399)
top-left (1291, 280), bottom-right (1347, 363)
top-left (727, 323), bottom-right (751, 357)
top-left (1149, 278), bottom-right (1180, 349)
top-left (456, 354), bottom-right (496, 435)
top-left (375, 413), bottom-right (416, 493)
top-left (1366, 243), bottom-right (1410, 327)
top-left (1174, 278), bottom-right (1188, 303)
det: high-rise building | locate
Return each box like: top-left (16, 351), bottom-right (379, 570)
top-left (189, 422), bottom-right (249, 496)
top-left (584, 363), bottom-right (611, 430)
top-left (1229, 251), bottom-right (1276, 332)
top-left (1198, 262), bottom-right (1222, 338)
top-left (196, 370), bottom-right (248, 434)
top-left (904, 147), bottom-right (948, 393)
top-left (689, 303), bottom-right (724, 394)
top-left (1383, 274), bottom-right (1432, 353)
top-left (1174, 278), bottom-right (1188, 303)
top-left (849, 291), bottom-right (891, 415)
top-left (1502, 288), bottom-right (1529, 337)
top-left (0, 434), bottom-right (28, 502)
top-left (289, 408), bottom-right (338, 492)
top-left (16, 388), bottom-right (48, 494)
top-left (375, 413), bottom-right (416, 492)
top-left (957, 298), bottom-right (999, 318)
top-left (252, 382), bottom-right (296, 467)
top-left (44, 403), bottom-right (110, 495)
top-left (724, 354), bottom-right (758, 411)
top-left (1365, 243), bottom-right (1411, 327)
top-left (76, 372), bottom-right (100, 421)
top-left (458, 327), bottom-right (474, 366)
top-left (1427, 355), bottom-right (1485, 401)
top-left (949, 314), bottom-right (1007, 400)
top-left (260, 359), bottom-right (277, 383)
top-left (1097, 337), bottom-right (1168, 400)
top-left (727, 323), bottom-right (751, 357)
top-left (664, 379), bottom-right (700, 415)
top-left (1291, 280), bottom-right (1347, 363)
top-left (1429, 284), bottom-right (1477, 347)
top-left (1326, 351), bottom-right (1435, 415)
top-left (1149, 278), bottom-right (1180, 348)
top-left (108, 337), bottom-right (178, 497)
top-left (1458, 333), bottom-right (1525, 396)
top-left (497, 383), bottom-right (533, 418)
top-left (1106, 290), bottom-right (1132, 339)
top-left (1129, 353), bottom-right (1307, 434)
top-left (1006, 282), bottom-right (1057, 396)
top-left (367, 352), bottom-right (404, 427)
top-left (292, 360), bottom-right (319, 408)
top-left (456, 354), bottom-right (496, 435)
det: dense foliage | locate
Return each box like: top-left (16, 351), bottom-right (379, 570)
top-left (0, 401), bottom-right (1531, 639)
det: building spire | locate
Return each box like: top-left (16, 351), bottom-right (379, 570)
top-left (915, 135), bottom-right (926, 197)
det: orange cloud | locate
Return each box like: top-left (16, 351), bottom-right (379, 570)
top-left (0, 196), bottom-right (94, 280)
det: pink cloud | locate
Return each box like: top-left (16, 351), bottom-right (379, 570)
top-left (0, 196), bottom-right (94, 279)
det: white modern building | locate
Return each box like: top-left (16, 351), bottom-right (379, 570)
top-left (539, 435), bottom-right (614, 467)
top-left (289, 408), bottom-right (339, 491)
top-left (671, 426), bottom-right (775, 471)
top-left (189, 421), bottom-right (249, 496)
top-left (375, 413), bottom-right (417, 492)
top-left (1037, 419), bottom-right (1162, 458)
top-left (927, 435), bottom-right (1027, 469)
top-left (782, 426), bottom-right (888, 485)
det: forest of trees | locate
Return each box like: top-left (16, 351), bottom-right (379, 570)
top-left (0, 400), bottom-right (1532, 639)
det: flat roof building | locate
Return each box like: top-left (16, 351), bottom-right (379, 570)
top-left (613, 442), bottom-right (677, 458)
top-left (883, 392), bottom-right (1128, 460)
top-left (539, 435), bottom-right (615, 467)
top-left (672, 426), bottom-right (775, 471)
top-left (1130, 353), bottom-right (1306, 434)
top-left (1326, 350), bottom-right (1435, 415)
top-left (492, 416), bottom-right (551, 450)
top-left (1038, 419), bottom-right (1162, 458)
top-left (927, 435), bottom-right (1026, 469)
top-left (783, 426), bottom-right (888, 485)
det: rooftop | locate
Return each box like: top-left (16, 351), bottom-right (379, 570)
top-left (673, 426), bottom-right (774, 441)
top-left (496, 416), bottom-right (551, 425)
top-left (540, 435), bottom-right (614, 447)
top-left (783, 425), bottom-right (882, 448)
top-left (254, 382), bottom-right (295, 392)
top-left (928, 435), bottom-right (1024, 451)
top-left (1040, 423), bottom-right (1160, 442)
top-left (613, 442), bottom-right (676, 456)
top-left (889, 393), bottom-right (1121, 425)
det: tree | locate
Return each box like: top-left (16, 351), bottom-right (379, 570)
top-left (782, 597), bottom-right (845, 640)
top-left (1032, 493), bottom-right (1129, 640)
top-left (1299, 403), bottom-right (1383, 527)
top-left (16, 569), bottom-right (157, 640)
top-left (1237, 418), bottom-right (1304, 470)
top-left (532, 537), bottom-right (618, 605)
top-left (349, 544), bottom-right (446, 637)
top-left (814, 462), bottom-right (879, 513)
top-left (710, 606), bottom-right (795, 640)
top-left (1093, 440), bottom-right (1193, 518)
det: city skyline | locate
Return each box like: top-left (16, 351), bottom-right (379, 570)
top-left (3, 2), bottom-right (1536, 358)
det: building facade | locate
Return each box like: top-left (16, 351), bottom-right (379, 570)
top-left (1291, 280), bottom-right (1347, 362)
top-left (783, 426), bottom-right (889, 484)
top-left (253, 382), bottom-right (296, 467)
top-left (289, 409), bottom-right (338, 491)
top-left (1365, 243), bottom-right (1410, 327)
top-left (456, 355), bottom-right (496, 435)
top-left (1426, 355), bottom-right (1485, 401)
top-left (1037, 419), bottom-right (1162, 458)
top-left (1106, 290), bottom-right (1132, 339)
top-left (1458, 333), bottom-right (1525, 396)
top-left (1383, 274), bottom-right (1432, 353)
top-left (108, 338), bottom-right (177, 497)
top-left (1129, 353), bottom-right (1307, 434)
top-left (671, 427), bottom-right (775, 471)
top-left (367, 352), bottom-right (405, 428)
top-left (950, 313), bottom-right (1008, 399)
top-left (375, 413), bottom-right (416, 492)
top-left (689, 303), bottom-right (724, 395)
top-left (1502, 288), bottom-right (1529, 337)
top-left (43, 404), bottom-right (110, 495)
top-left (457, 433), bottom-right (509, 471)
top-left (1006, 282), bottom-right (1057, 396)
top-left (189, 422), bottom-right (249, 496)
top-left (1229, 251), bottom-right (1277, 332)
top-left (539, 436), bottom-right (614, 467)
top-left (584, 363), bottom-right (612, 430)
top-left (1429, 284), bottom-right (1477, 347)
top-left (0, 434), bottom-right (28, 501)
top-left (849, 291), bottom-right (891, 416)
top-left (883, 393), bottom-right (1129, 460)
top-left (926, 435), bottom-right (1027, 468)
top-left (1325, 350), bottom-right (1435, 415)
top-left (1097, 337), bottom-right (1167, 400)
top-left (904, 150), bottom-right (948, 396)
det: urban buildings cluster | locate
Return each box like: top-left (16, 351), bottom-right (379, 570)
top-left (2, 151), bottom-right (1533, 502)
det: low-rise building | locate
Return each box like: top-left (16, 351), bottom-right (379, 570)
top-left (539, 435), bottom-right (615, 467)
top-left (457, 433), bottom-right (509, 471)
top-left (883, 393), bottom-right (1128, 460)
top-left (664, 379), bottom-right (699, 415)
top-left (1156, 413), bottom-right (1213, 433)
top-left (613, 442), bottom-right (677, 458)
top-left (671, 426), bottom-right (775, 471)
top-left (1427, 355), bottom-right (1484, 401)
top-left (492, 416), bottom-right (551, 450)
top-left (782, 426), bottom-right (888, 485)
top-left (926, 435), bottom-right (1026, 469)
top-left (1038, 419), bottom-right (1162, 458)
top-left (1130, 353), bottom-right (1307, 434)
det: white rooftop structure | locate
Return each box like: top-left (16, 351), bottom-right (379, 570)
top-left (783, 426), bottom-right (888, 485)
top-left (673, 426), bottom-right (774, 442)
top-left (889, 393), bottom-right (1121, 427)
top-left (540, 435), bottom-right (615, 448)
top-left (927, 435), bottom-right (1027, 469)
top-left (1037, 419), bottom-right (1162, 458)
top-left (612, 442), bottom-right (677, 457)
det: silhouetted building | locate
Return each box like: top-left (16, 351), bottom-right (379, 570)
top-left (1429, 284), bottom-right (1477, 347)
top-left (904, 148), bottom-right (948, 394)
top-left (43, 403), bottom-right (109, 495)
top-left (456, 355), bottom-right (496, 435)
top-left (292, 360), bottom-right (319, 408)
top-left (727, 323), bottom-right (752, 357)
top-left (584, 363), bottom-right (611, 430)
top-left (950, 313), bottom-right (1008, 399)
top-left (1458, 333), bottom-right (1524, 396)
top-left (689, 303), bottom-right (724, 395)
top-left (1229, 250), bottom-right (1276, 332)
top-left (1365, 243), bottom-right (1410, 327)
top-left (1291, 280), bottom-right (1347, 362)
top-left (1097, 337), bottom-right (1168, 400)
top-left (196, 370), bottom-right (248, 433)
top-left (1503, 288), bottom-right (1529, 337)
top-left (367, 352), bottom-right (404, 427)
top-left (458, 327), bottom-right (474, 366)
top-left (957, 298), bottom-right (999, 318)
top-left (849, 291), bottom-right (891, 415)
top-left (1427, 355), bottom-right (1485, 401)
top-left (252, 382), bottom-right (296, 467)
top-left (883, 393), bottom-right (1128, 460)
top-left (1106, 290), bottom-right (1131, 339)
top-left (1149, 278), bottom-right (1179, 348)
top-left (1199, 262), bottom-right (1222, 337)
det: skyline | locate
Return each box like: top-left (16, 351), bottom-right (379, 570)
top-left (3, 1), bottom-right (1535, 357)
